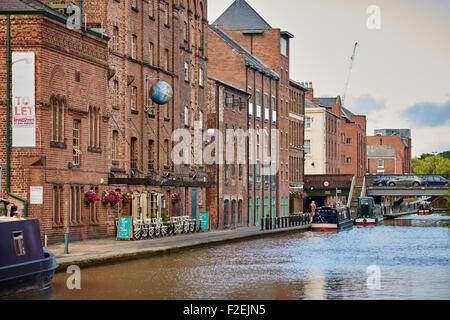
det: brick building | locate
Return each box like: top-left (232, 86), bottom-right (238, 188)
top-left (367, 129), bottom-right (412, 175)
top-left (210, 0), bottom-right (296, 223)
top-left (288, 80), bottom-right (307, 213)
top-left (0, 0), bottom-right (109, 243)
top-left (304, 83), bottom-right (366, 177)
top-left (0, 0), bottom-right (211, 243)
top-left (206, 77), bottom-right (249, 229)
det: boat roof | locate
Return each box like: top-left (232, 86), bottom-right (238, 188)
top-left (0, 216), bottom-right (26, 223)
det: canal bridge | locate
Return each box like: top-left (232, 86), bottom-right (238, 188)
top-left (304, 174), bottom-right (448, 213)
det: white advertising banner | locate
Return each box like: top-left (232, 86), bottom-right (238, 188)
top-left (12, 52), bottom-right (36, 147)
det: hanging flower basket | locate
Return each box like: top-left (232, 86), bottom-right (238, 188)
top-left (84, 189), bottom-right (101, 205)
top-left (171, 193), bottom-right (182, 203)
top-left (122, 193), bottom-right (135, 205)
top-left (102, 190), bottom-right (123, 206)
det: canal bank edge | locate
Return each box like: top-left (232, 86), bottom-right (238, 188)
top-left (54, 225), bottom-right (311, 272)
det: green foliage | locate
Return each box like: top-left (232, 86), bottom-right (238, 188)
top-left (412, 152), bottom-right (450, 175)
top-left (161, 211), bottom-right (168, 222)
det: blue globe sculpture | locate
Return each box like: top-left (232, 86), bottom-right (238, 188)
top-left (150, 81), bottom-right (173, 105)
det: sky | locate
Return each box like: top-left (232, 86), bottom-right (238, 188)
top-left (207, 0), bottom-right (450, 157)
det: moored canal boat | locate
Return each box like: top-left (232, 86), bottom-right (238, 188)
top-left (0, 199), bottom-right (58, 297)
top-left (354, 197), bottom-right (383, 226)
top-left (418, 202), bottom-right (432, 215)
top-left (311, 206), bottom-right (353, 232)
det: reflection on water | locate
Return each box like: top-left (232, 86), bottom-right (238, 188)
top-left (12, 214), bottom-right (450, 300)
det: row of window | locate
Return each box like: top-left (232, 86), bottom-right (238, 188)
top-left (52, 186), bottom-right (99, 227)
top-left (223, 199), bottom-right (243, 227)
top-left (248, 196), bottom-right (289, 226)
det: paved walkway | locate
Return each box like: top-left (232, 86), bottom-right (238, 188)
top-left (49, 224), bottom-right (311, 272)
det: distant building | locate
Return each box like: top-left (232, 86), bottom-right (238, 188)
top-left (303, 84), bottom-right (367, 176)
top-left (367, 129), bottom-right (412, 175)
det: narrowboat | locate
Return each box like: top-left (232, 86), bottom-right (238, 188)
top-left (311, 206), bottom-right (353, 232)
top-left (0, 199), bottom-right (58, 297)
top-left (354, 197), bottom-right (383, 226)
top-left (418, 202), bottom-right (432, 215)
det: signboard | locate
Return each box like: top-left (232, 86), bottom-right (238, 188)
top-left (323, 181), bottom-right (330, 187)
top-left (337, 189), bottom-right (342, 194)
top-left (30, 186), bottom-right (43, 204)
top-left (198, 212), bottom-right (209, 230)
top-left (117, 217), bottom-right (133, 240)
top-left (12, 52), bottom-right (36, 147)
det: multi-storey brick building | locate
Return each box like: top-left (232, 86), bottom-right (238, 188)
top-left (206, 77), bottom-right (249, 229)
top-left (0, 0), bottom-right (211, 243)
top-left (210, 0), bottom-right (296, 223)
top-left (0, 0), bottom-right (109, 243)
top-left (288, 80), bottom-right (307, 213)
top-left (304, 84), bottom-right (367, 176)
top-left (208, 23), bottom-right (282, 227)
top-left (367, 129), bottom-right (412, 175)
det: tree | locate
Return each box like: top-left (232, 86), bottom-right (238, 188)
top-left (412, 152), bottom-right (450, 175)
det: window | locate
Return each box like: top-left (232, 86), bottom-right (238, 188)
top-left (199, 68), bottom-right (204, 87)
top-left (164, 3), bottom-right (169, 25)
top-left (52, 186), bottom-right (63, 226)
top-left (184, 106), bottom-right (189, 126)
top-left (280, 38), bottom-right (288, 56)
top-left (112, 80), bottom-right (119, 107)
top-left (238, 200), bottom-right (242, 225)
top-left (149, 42), bottom-right (154, 65)
top-left (130, 137), bottom-right (138, 172)
top-left (304, 140), bottom-right (311, 154)
top-left (88, 107), bottom-right (100, 148)
top-left (305, 116), bottom-right (311, 129)
top-left (347, 137), bottom-right (352, 145)
top-left (145, 77), bottom-right (153, 113)
top-left (224, 200), bottom-right (229, 227)
top-left (70, 186), bottom-right (83, 225)
top-left (148, 140), bottom-right (155, 172)
top-left (13, 232), bottom-right (26, 256)
top-left (73, 119), bottom-right (81, 165)
top-left (131, 86), bottom-right (137, 110)
top-left (198, 29), bottom-right (203, 48)
top-left (164, 139), bottom-right (170, 166)
top-left (131, 0), bottom-right (137, 9)
top-left (184, 61), bottom-right (189, 81)
top-left (183, 22), bottom-right (188, 41)
top-left (199, 111), bottom-right (203, 130)
top-left (164, 49), bottom-right (169, 70)
top-left (378, 159), bottom-right (384, 168)
top-left (51, 95), bottom-right (65, 143)
top-left (131, 35), bottom-right (137, 59)
top-left (149, 0), bottom-right (154, 17)
top-left (112, 26), bottom-right (119, 52)
top-left (346, 157), bottom-right (352, 164)
top-left (112, 131), bottom-right (119, 162)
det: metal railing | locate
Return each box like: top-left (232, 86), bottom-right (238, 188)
top-left (260, 213), bottom-right (313, 231)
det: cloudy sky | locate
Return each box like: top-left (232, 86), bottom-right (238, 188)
top-left (208, 0), bottom-right (450, 157)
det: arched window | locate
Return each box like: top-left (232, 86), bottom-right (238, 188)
top-left (224, 200), bottom-right (229, 228)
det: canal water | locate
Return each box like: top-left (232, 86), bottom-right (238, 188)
top-left (19, 214), bottom-right (450, 300)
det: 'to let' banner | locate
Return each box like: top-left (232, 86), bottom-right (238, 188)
top-left (12, 52), bottom-right (36, 148)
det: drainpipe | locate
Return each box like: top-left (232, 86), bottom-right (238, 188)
top-left (6, 15), bottom-right (28, 217)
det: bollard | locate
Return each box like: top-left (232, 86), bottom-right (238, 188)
top-left (64, 228), bottom-right (70, 254)
top-left (261, 218), bottom-right (264, 231)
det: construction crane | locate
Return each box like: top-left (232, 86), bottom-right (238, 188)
top-left (342, 42), bottom-right (359, 106)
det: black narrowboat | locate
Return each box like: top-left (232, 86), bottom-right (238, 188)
top-left (311, 206), bottom-right (354, 232)
top-left (0, 199), bottom-right (58, 297)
